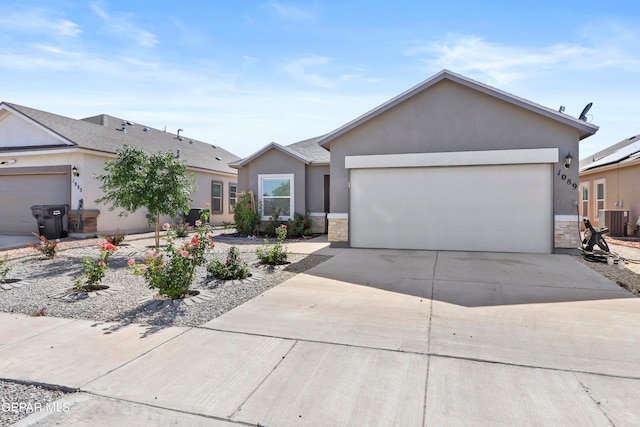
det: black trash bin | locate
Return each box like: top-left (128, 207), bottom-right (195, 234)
top-left (31, 205), bottom-right (67, 239)
top-left (184, 208), bottom-right (202, 226)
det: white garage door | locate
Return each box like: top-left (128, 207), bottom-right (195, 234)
top-left (350, 164), bottom-right (552, 253)
top-left (0, 173), bottom-right (70, 235)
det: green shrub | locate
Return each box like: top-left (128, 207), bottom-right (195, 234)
top-left (74, 242), bottom-right (118, 290)
top-left (233, 192), bottom-right (260, 235)
top-left (129, 212), bottom-right (214, 299)
top-left (256, 225), bottom-right (289, 265)
top-left (263, 208), bottom-right (283, 237)
top-left (207, 246), bottom-right (252, 280)
top-left (288, 213), bottom-right (312, 237)
top-left (173, 221), bottom-right (192, 238)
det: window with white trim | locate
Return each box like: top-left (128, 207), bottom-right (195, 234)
top-left (580, 182), bottom-right (589, 219)
top-left (259, 174), bottom-right (293, 220)
top-left (229, 183), bottom-right (237, 209)
top-left (211, 181), bottom-right (223, 214)
top-left (595, 179), bottom-right (605, 219)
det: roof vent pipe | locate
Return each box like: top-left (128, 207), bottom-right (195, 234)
top-left (176, 149), bottom-right (180, 158)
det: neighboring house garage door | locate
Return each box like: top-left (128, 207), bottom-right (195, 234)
top-left (0, 170), bottom-right (70, 235)
top-left (349, 162), bottom-right (553, 253)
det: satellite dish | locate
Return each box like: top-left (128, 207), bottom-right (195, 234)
top-left (578, 102), bottom-right (593, 122)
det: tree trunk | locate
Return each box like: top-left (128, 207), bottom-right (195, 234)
top-left (155, 211), bottom-right (161, 249)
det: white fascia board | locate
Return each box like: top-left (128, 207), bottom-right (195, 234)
top-left (345, 148), bottom-right (559, 169)
top-left (1, 147), bottom-right (79, 156)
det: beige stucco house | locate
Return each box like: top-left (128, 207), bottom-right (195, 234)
top-left (579, 133), bottom-right (640, 236)
top-left (234, 70), bottom-right (598, 254)
top-left (0, 102), bottom-right (240, 237)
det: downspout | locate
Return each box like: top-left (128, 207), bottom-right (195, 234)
top-left (76, 199), bottom-right (84, 231)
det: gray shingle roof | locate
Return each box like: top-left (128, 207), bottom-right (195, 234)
top-left (286, 135), bottom-right (330, 164)
top-left (230, 135), bottom-right (330, 168)
top-left (1, 102), bottom-right (240, 175)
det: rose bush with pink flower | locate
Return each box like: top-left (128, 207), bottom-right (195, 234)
top-left (74, 242), bottom-right (119, 290)
top-left (128, 211), bottom-right (213, 299)
top-left (232, 192), bottom-right (260, 235)
top-left (206, 246), bottom-right (251, 280)
top-left (256, 224), bottom-right (289, 265)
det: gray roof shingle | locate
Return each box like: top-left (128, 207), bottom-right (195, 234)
top-left (286, 135), bottom-right (330, 164)
top-left (1, 102), bottom-right (240, 175)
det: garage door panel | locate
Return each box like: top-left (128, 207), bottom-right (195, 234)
top-left (0, 174), bottom-right (70, 235)
top-left (350, 165), bottom-right (552, 253)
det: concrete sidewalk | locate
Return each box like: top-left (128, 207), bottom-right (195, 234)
top-left (2, 250), bottom-right (640, 426)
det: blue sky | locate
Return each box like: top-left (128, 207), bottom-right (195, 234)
top-left (0, 1), bottom-right (638, 159)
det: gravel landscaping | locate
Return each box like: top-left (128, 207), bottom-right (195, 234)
top-left (0, 243), bottom-right (330, 328)
top-left (576, 238), bottom-right (640, 297)
top-left (0, 233), bottom-right (330, 426)
top-left (0, 381), bottom-right (67, 426)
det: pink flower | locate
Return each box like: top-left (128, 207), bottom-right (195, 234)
top-left (179, 249), bottom-right (190, 258)
top-left (195, 220), bottom-right (202, 227)
top-left (100, 242), bottom-right (117, 251)
top-left (127, 259), bottom-right (136, 266)
top-left (98, 261), bottom-right (106, 267)
top-left (281, 225), bottom-right (287, 230)
top-left (191, 237), bottom-right (199, 245)
top-left (162, 223), bottom-right (171, 230)
top-left (225, 259), bottom-right (229, 264)
top-left (247, 203), bottom-right (251, 209)
top-left (209, 242), bottom-right (216, 248)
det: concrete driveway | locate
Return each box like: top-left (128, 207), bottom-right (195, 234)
top-left (0, 234), bottom-right (40, 250)
top-left (3, 249), bottom-right (640, 426)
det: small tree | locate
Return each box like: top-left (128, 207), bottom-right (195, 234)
top-left (95, 145), bottom-right (196, 249)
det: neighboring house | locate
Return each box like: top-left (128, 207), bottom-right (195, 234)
top-left (234, 70), bottom-right (598, 253)
top-left (0, 102), bottom-right (240, 237)
top-left (579, 133), bottom-right (640, 236)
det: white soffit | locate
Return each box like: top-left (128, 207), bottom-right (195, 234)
top-left (345, 148), bottom-right (559, 169)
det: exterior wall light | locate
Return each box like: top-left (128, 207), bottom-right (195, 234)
top-left (564, 152), bottom-right (573, 169)
top-left (72, 166), bottom-right (80, 177)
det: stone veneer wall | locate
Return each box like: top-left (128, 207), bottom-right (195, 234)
top-left (328, 213), bottom-right (348, 243)
top-left (309, 212), bottom-right (327, 234)
top-left (554, 215), bottom-right (580, 249)
top-left (68, 209), bottom-right (100, 235)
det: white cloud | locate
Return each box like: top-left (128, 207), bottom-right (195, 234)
top-left (281, 55), bottom-right (362, 89)
top-left (32, 44), bottom-right (82, 58)
top-left (90, 1), bottom-right (159, 48)
top-left (242, 56), bottom-right (259, 67)
top-left (406, 29), bottom-right (640, 86)
top-left (0, 8), bottom-right (81, 37)
top-left (267, 2), bottom-right (316, 21)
